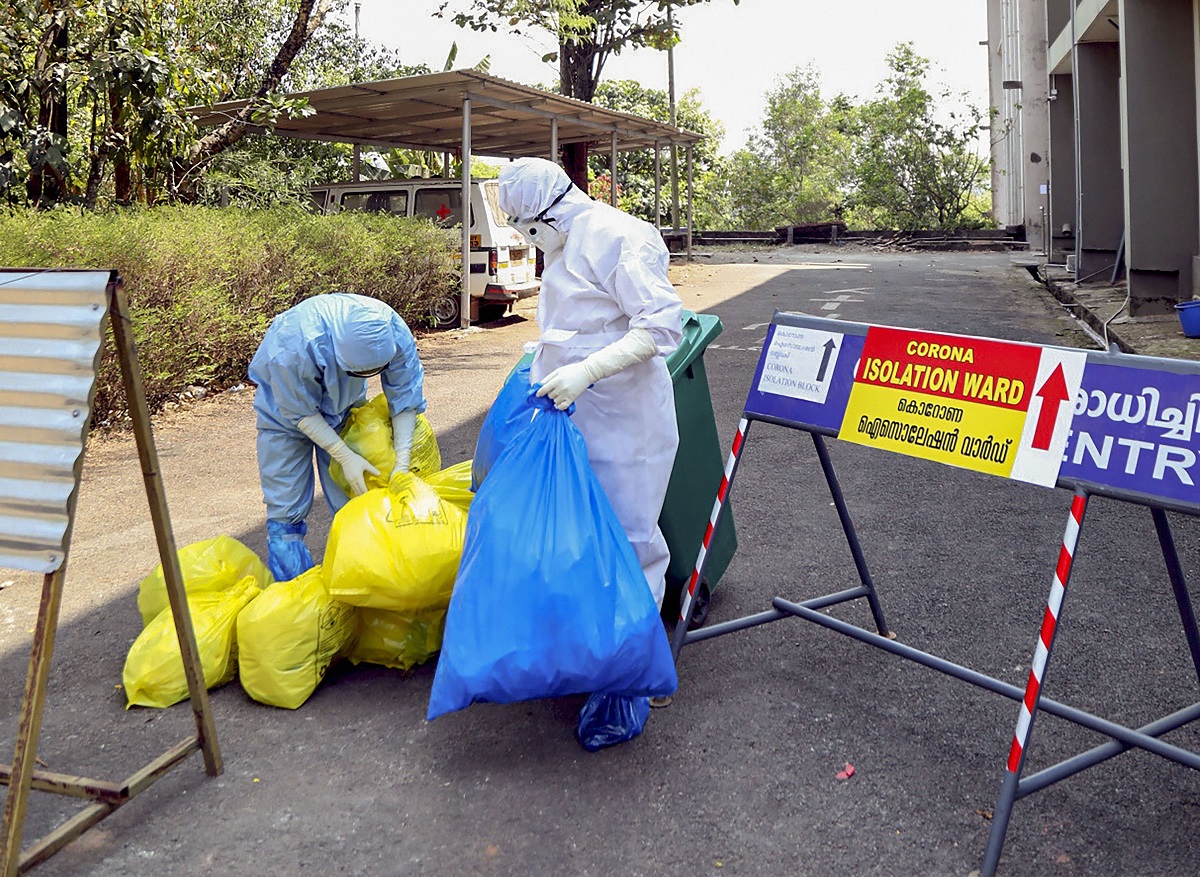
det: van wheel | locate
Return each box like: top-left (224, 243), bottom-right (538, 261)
top-left (477, 302), bottom-right (509, 323)
top-left (429, 294), bottom-right (461, 329)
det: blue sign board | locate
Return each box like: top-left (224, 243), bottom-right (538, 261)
top-left (744, 313), bottom-right (1200, 515)
top-left (1063, 359), bottom-right (1200, 511)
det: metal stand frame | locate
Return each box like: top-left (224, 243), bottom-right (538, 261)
top-left (0, 277), bottom-right (222, 876)
top-left (672, 419), bottom-right (1200, 877)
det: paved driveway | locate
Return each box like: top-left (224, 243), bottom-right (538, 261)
top-left (3, 249), bottom-right (1198, 877)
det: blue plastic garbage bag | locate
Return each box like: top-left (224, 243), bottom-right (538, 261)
top-left (471, 361), bottom-right (533, 490)
top-left (428, 392), bottom-right (678, 721)
top-left (577, 693), bottom-right (651, 752)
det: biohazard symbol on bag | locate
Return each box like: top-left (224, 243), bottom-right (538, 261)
top-left (325, 472), bottom-right (465, 613)
top-left (237, 565), bottom-right (356, 710)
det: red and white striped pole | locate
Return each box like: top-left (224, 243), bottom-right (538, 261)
top-left (981, 490), bottom-right (1089, 876)
top-left (673, 417), bottom-right (750, 657)
top-left (1008, 491), bottom-right (1088, 771)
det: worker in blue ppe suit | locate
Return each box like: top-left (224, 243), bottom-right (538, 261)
top-left (249, 293), bottom-right (426, 582)
top-left (497, 157), bottom-right (683, 752)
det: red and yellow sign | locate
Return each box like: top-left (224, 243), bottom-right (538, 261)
top-left (840, 327), bottom-right (1049, 479)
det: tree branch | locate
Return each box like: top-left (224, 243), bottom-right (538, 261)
top-left (182, 0), bottom-right (331, 172)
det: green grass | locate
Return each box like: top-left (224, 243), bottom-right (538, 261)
top-left (0, 205), bottom-right (459, 423)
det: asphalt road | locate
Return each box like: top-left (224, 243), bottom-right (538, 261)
top-left (3, 248), bottom-right (1199, 877)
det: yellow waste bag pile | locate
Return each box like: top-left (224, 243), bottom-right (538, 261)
top-left (137, 534), bottom-right (272, 627)
top-left (123, 575), bottom-right (261, 709)
top-left (237, 565), bottom-right (357, 709)
top-left (328, 394), bottom-right (441, 494)
top-left (121, 446), bottom-right (475, 709)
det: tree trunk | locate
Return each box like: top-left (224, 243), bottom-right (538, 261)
top-left (27, 11), bottom-right (68, 206)
top-left (561, 143), bottom-right (589, 190)
top-left (109, 45), bottom-right (131, 204)
top-left (558, 37), bottom-right (599, 190)
top-left (173, 0), bottom-right (331, 197)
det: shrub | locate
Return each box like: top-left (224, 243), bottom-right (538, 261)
top-left (0, 205), bottom-right (459, 424)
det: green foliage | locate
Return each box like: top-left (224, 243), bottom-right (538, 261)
top-left (193, 22), bottom-right (434, 205)
top-left (0, 0), bottom-right (385, 208)
top-left (440, 0), bottom-right (739, 101)
top-left (718, 66), bottom-right (856, 230)
top-left (0, 205), bottom-right (458, 421)
top-left (719, 46), bottom-right (990, 232)
top-left (586, 80), bottom-right (724, 226)
top-left (847, 44), bottom-right (989, 231)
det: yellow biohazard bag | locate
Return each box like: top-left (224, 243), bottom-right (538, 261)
top-left (329, 394), bottom-right (441, 494)
top-left (123, 575), bottom-right (261, 709)
top-left (236, 565), bottom-right (357, 710)
top-left (325, 472), bottom-right (465, 612)
top-left (424, 460), bottom-right (474, 513)
top-left (349, 607), bottom-right (447, 671)
top-left (137, 535), bottom-right (271, 628)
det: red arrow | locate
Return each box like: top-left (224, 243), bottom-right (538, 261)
top-left (1032, 363), bottom-right (1070, 450)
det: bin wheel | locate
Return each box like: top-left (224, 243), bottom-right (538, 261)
top-left (682, 578), bottom-right (711, 630)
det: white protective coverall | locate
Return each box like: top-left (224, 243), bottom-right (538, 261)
top-left (497, 157), bottom-right (683, 607)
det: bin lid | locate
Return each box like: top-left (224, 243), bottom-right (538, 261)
top-left (666, 310), bottom-right (723, 379)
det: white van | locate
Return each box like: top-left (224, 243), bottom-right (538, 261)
top-left (309, 178), bottom-right (540, 328)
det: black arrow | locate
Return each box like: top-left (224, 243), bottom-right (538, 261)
top-left (816, 338), bottom-right (837, 382)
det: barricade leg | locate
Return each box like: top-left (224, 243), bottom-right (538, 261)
top-left (811, 434), bottom-right (890, 637)
top-left (980, 491), bottom-right (1089, 877)
top-left (672, 418), bottom-right (751, 658)
top-left (2, 572), bottom-right (65, 877)
top-left (1150, 507), bottom-right (1200, 684)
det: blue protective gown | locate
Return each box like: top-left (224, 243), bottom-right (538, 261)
top-left (249, 293), bottom-right (426, 524)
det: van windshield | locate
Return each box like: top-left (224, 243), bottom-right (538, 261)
top-left (482, 181), bottom-right (509, 227)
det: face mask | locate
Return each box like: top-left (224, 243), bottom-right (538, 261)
top-left (510, 184), bottom-right (571, 253)
top-left (512, 217), bottom-right (565, 253)
top-left (347, 365), bottom-right (386, 378)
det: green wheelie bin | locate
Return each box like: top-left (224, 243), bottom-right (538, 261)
top-left (504, 310), bottom-right (737, 628)
top-left (658, 310), bottom-right (737, 628)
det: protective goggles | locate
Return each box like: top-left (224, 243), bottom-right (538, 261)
top-left (510, 184), bottom-right (571, 236)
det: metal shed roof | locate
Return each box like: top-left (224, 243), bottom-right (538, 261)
top-left (189, 69), bottom-right (704, 157)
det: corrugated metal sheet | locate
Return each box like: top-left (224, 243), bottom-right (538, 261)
top-left (189, 69), bottom-right (705, 157)
top-left (0, 269), bottom-right (112, 573)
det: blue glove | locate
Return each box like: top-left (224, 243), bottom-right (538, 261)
top-left (576, 693), bottom-right (651, 752)
top-left (266, 520), bottom-right (315, 582)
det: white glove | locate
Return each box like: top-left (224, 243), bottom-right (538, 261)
top-left (297, 414), bottom-right (379, 496)
top-left (391, 408), bottom-right (417, 474)
top-left (536, 328), bottom-right (658, 410)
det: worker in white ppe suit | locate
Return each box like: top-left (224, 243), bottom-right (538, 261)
top-left (249, 293), bottom-right (425, 582)
top-left (498, 156), bottom-right (683, 609)
top-left (499, 157), bottom-right (683, 752)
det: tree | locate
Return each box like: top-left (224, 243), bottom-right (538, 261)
top-left (194, 11), bottom-right (433, 207)
top-left (439, 0), bottom-right (739, 187)
top-left (719, 65), bottom-right (855, 230)
top-left (174, 0), bottom-right (334, 196)
top-left (0, 0), bottom-right (341, 208)
top-left (587, 79), bottom-right (723, 226)
top-left (848, 43), bottom-right (989, 230)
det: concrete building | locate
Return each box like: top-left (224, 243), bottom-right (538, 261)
top-left (988, 0), bottom-right (1200, 316)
